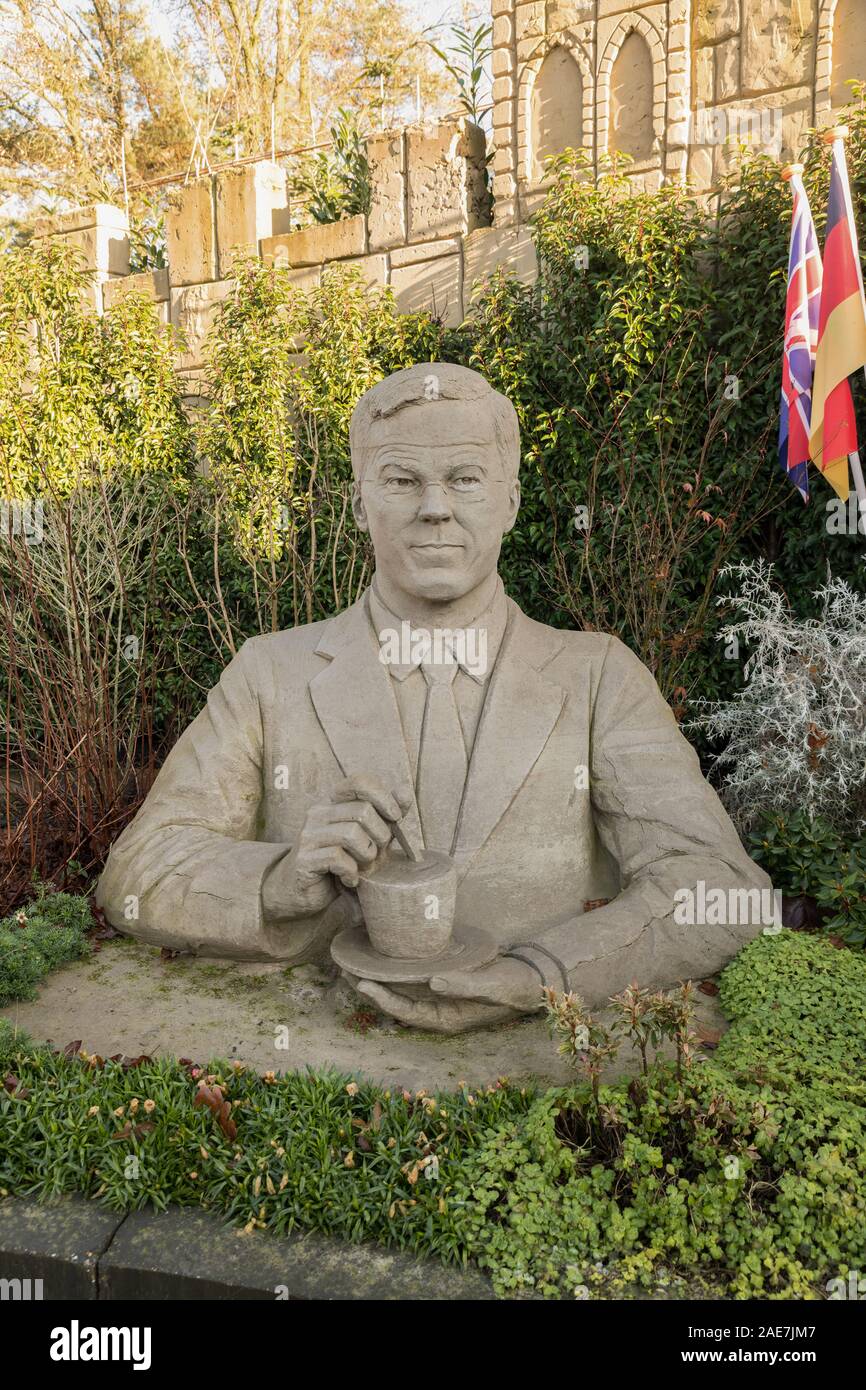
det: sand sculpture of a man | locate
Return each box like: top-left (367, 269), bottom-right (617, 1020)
top-left (97, 363), bottom-right (772, 1032)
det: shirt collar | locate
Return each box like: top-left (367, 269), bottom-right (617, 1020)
top-left (367, 577), bottom-right (507, 684)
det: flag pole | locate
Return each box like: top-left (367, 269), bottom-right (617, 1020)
top-left (824, 126), bottom-right (866, 527)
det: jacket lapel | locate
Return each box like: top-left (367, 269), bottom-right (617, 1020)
top-left (309, 592), bottom-right (423, 850)
top-left (310, 590), bottom-right (567, 865)
top-left (454, 599), bottom-right (567, 859)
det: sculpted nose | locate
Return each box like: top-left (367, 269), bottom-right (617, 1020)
top-left (417, 482), bottom-right (452, 522)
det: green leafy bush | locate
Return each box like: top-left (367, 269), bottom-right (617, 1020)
top-left (0, 890), bottom-right (92, 1005)
top-left (290, 109), bottom-right (372, 225)
top-left (452, 933), bottom-right (866, 1298)
top-left (749, 811), bottom-right (866, 947)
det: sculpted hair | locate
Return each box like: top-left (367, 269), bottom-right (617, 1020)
top-left (349, 363), bottom-right (521, 482)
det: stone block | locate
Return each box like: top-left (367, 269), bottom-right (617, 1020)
top-left (664, 148), bottom-right (689, 182)
top-left (463, 225), bottom-right (538, 308)
top-left (492, 97), bottom-right (515, 128)
top-left (667, 91), bottom-right (689, 125)
top-left (627, 168), bottom-right (663, 195)
top-left (742, 0), bottom-right (813, 95)
top-left (97, 1206), bottom-right (495, 1300)
top-left (694, 0), bottom-right (741, 45)
top-left (780, 88), bottom-right (815, 164)
top-left (715, 37), bottom-right (740, 102)
top-left (518, 184), bottom-right (548, 222)
top-left (282, 265), bottom-right (321, 292)
top-left (695, 45), bottom-right (715, 108)
top-left (391, 253), bottom-right (462, 327)
top-left (170, 279), bottom-right (234, 372)
top-left (667, 118), bottom-right (692, 149)
top-left (492, 13), bottom-right (512, 46)
top-left (547, 3), bottom-right (596, 34)
top-left (688, 143), bottom-right (715, 191)
top-left (340, 253), bottom-right (388, 287)
top-left (165, 177), bottom-right (216, 286)
top-left (33, 202), bottom-right (128, 239)
top-left (515, 1), bottom-right (544, 42)
top-left (492, 48), bottom-right (514, 78)
top-left (34, 202), bottom-right (130, 277)
top-left (668, 47), bottom-right (689, 80)
top-left (259, 214), bottom-right (367, 268)
top-left (492, 75), bottom-right (515, 102)
top-left (492, 192), bottom-right (518, 229)
top-left (390, 239), bottom-right (460, 268)
top-left (367, 131), bottom-right (407, 252)
top-left (406, 118), bottom-right (490, 244)
top-left (516, 36), bottom-right (544, 62)
top-left (215, 160), bottom-right (289, 278)
top-left (101, 269), bottom-right (170, 311)
top-left (0, 1195), bottom-right (122, 1300)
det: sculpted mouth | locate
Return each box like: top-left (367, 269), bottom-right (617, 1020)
top-left (412, 543), bottom-right (464, 549)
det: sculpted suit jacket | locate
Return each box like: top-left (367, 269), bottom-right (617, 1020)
top-left (96, 589), bottom-right (772, 1006)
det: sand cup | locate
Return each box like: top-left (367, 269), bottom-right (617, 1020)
top-left (357, 850), bottom-right (458, 959)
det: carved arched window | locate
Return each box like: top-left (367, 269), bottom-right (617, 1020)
top-left (530, 45), bottom-right (584, 181)
top-left (609, 30), bottom-right (654, 163)
top-left (832, 0), bottom-right (866, 108)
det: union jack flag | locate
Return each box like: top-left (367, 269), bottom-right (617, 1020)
top-left (779, 172), bottom-right (822, 503)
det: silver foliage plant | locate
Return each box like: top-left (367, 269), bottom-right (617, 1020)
top-left (688, 560), bottom-right (866, 834)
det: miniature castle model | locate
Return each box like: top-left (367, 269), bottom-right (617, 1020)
top-left (33, 2), bottom-right (866, 392)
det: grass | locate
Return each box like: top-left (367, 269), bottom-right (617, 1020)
top-left (0, 890), bottom-right (93, 1006)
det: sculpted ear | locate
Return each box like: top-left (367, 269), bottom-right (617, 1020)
top-left (352, 481), bottom-right (369, 533)
top-left (502, 479), bottom-right (521, 536)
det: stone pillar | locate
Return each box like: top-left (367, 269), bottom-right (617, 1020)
top-left (165, 177), bottom-right (216, 287)
top-left (367, 131), bottom-right (407, 252)
top-left (490, 0), bottom-right (519, 227)
top-left (32, 203), bottom-right (130, 313)
top-left (214, 160), bottom-right (290, 278)
top-left (405, 118), bottom-right (491, 244)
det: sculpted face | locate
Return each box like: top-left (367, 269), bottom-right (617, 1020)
top-left (352, 398), bottom-right (520, 607)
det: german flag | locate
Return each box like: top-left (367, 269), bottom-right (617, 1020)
top-left (809, 129), bottom-right (866, 500)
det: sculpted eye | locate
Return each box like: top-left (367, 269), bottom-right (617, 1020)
top-left (452, 473), bottom-right (482, 488)
top-left (385, 475), bottom-right (417, 489)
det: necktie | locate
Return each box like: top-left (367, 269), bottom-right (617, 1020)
top-left (416, 657), bottom-right (468, 854)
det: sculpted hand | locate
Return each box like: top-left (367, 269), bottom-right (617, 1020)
top-left (354, 956), bottom-right (544, 1034)
top-left (262, 775), bottom-right (412, 920)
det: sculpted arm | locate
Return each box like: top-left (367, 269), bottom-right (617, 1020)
top-left (95, 640), bottom-right (344, 960)
top-left (509, 636), bottom-right (774, 1007)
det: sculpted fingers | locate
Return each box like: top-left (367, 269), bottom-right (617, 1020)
top-left (355, 981), bottom-right (507, 1034)
top-left (304, 845), bottom-right (364, 888)
top-left (323, 800), bottom-right (392, 847)
top-left (355, 981), bottom-right (461, 1032)
top-left (308, 819), bottom-right (379, 865)
top-left (332, 775), bottom-right (412, 824)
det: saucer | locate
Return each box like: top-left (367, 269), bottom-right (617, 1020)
top-left (330, 922), bottom-right (498, 984)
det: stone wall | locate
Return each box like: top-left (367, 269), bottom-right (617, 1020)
top-left (491, 0), bottom-right (866, 222)
top-left (34, 2), bottom-right (866, 394)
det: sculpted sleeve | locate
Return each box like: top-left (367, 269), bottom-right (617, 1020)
top-left (95, 637), bottom-right (339, 962)
top-left (520, 634), bottom-right (774, 1006)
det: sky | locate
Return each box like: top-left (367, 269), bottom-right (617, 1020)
top-left (144, 0), bottom-right (483, 48)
